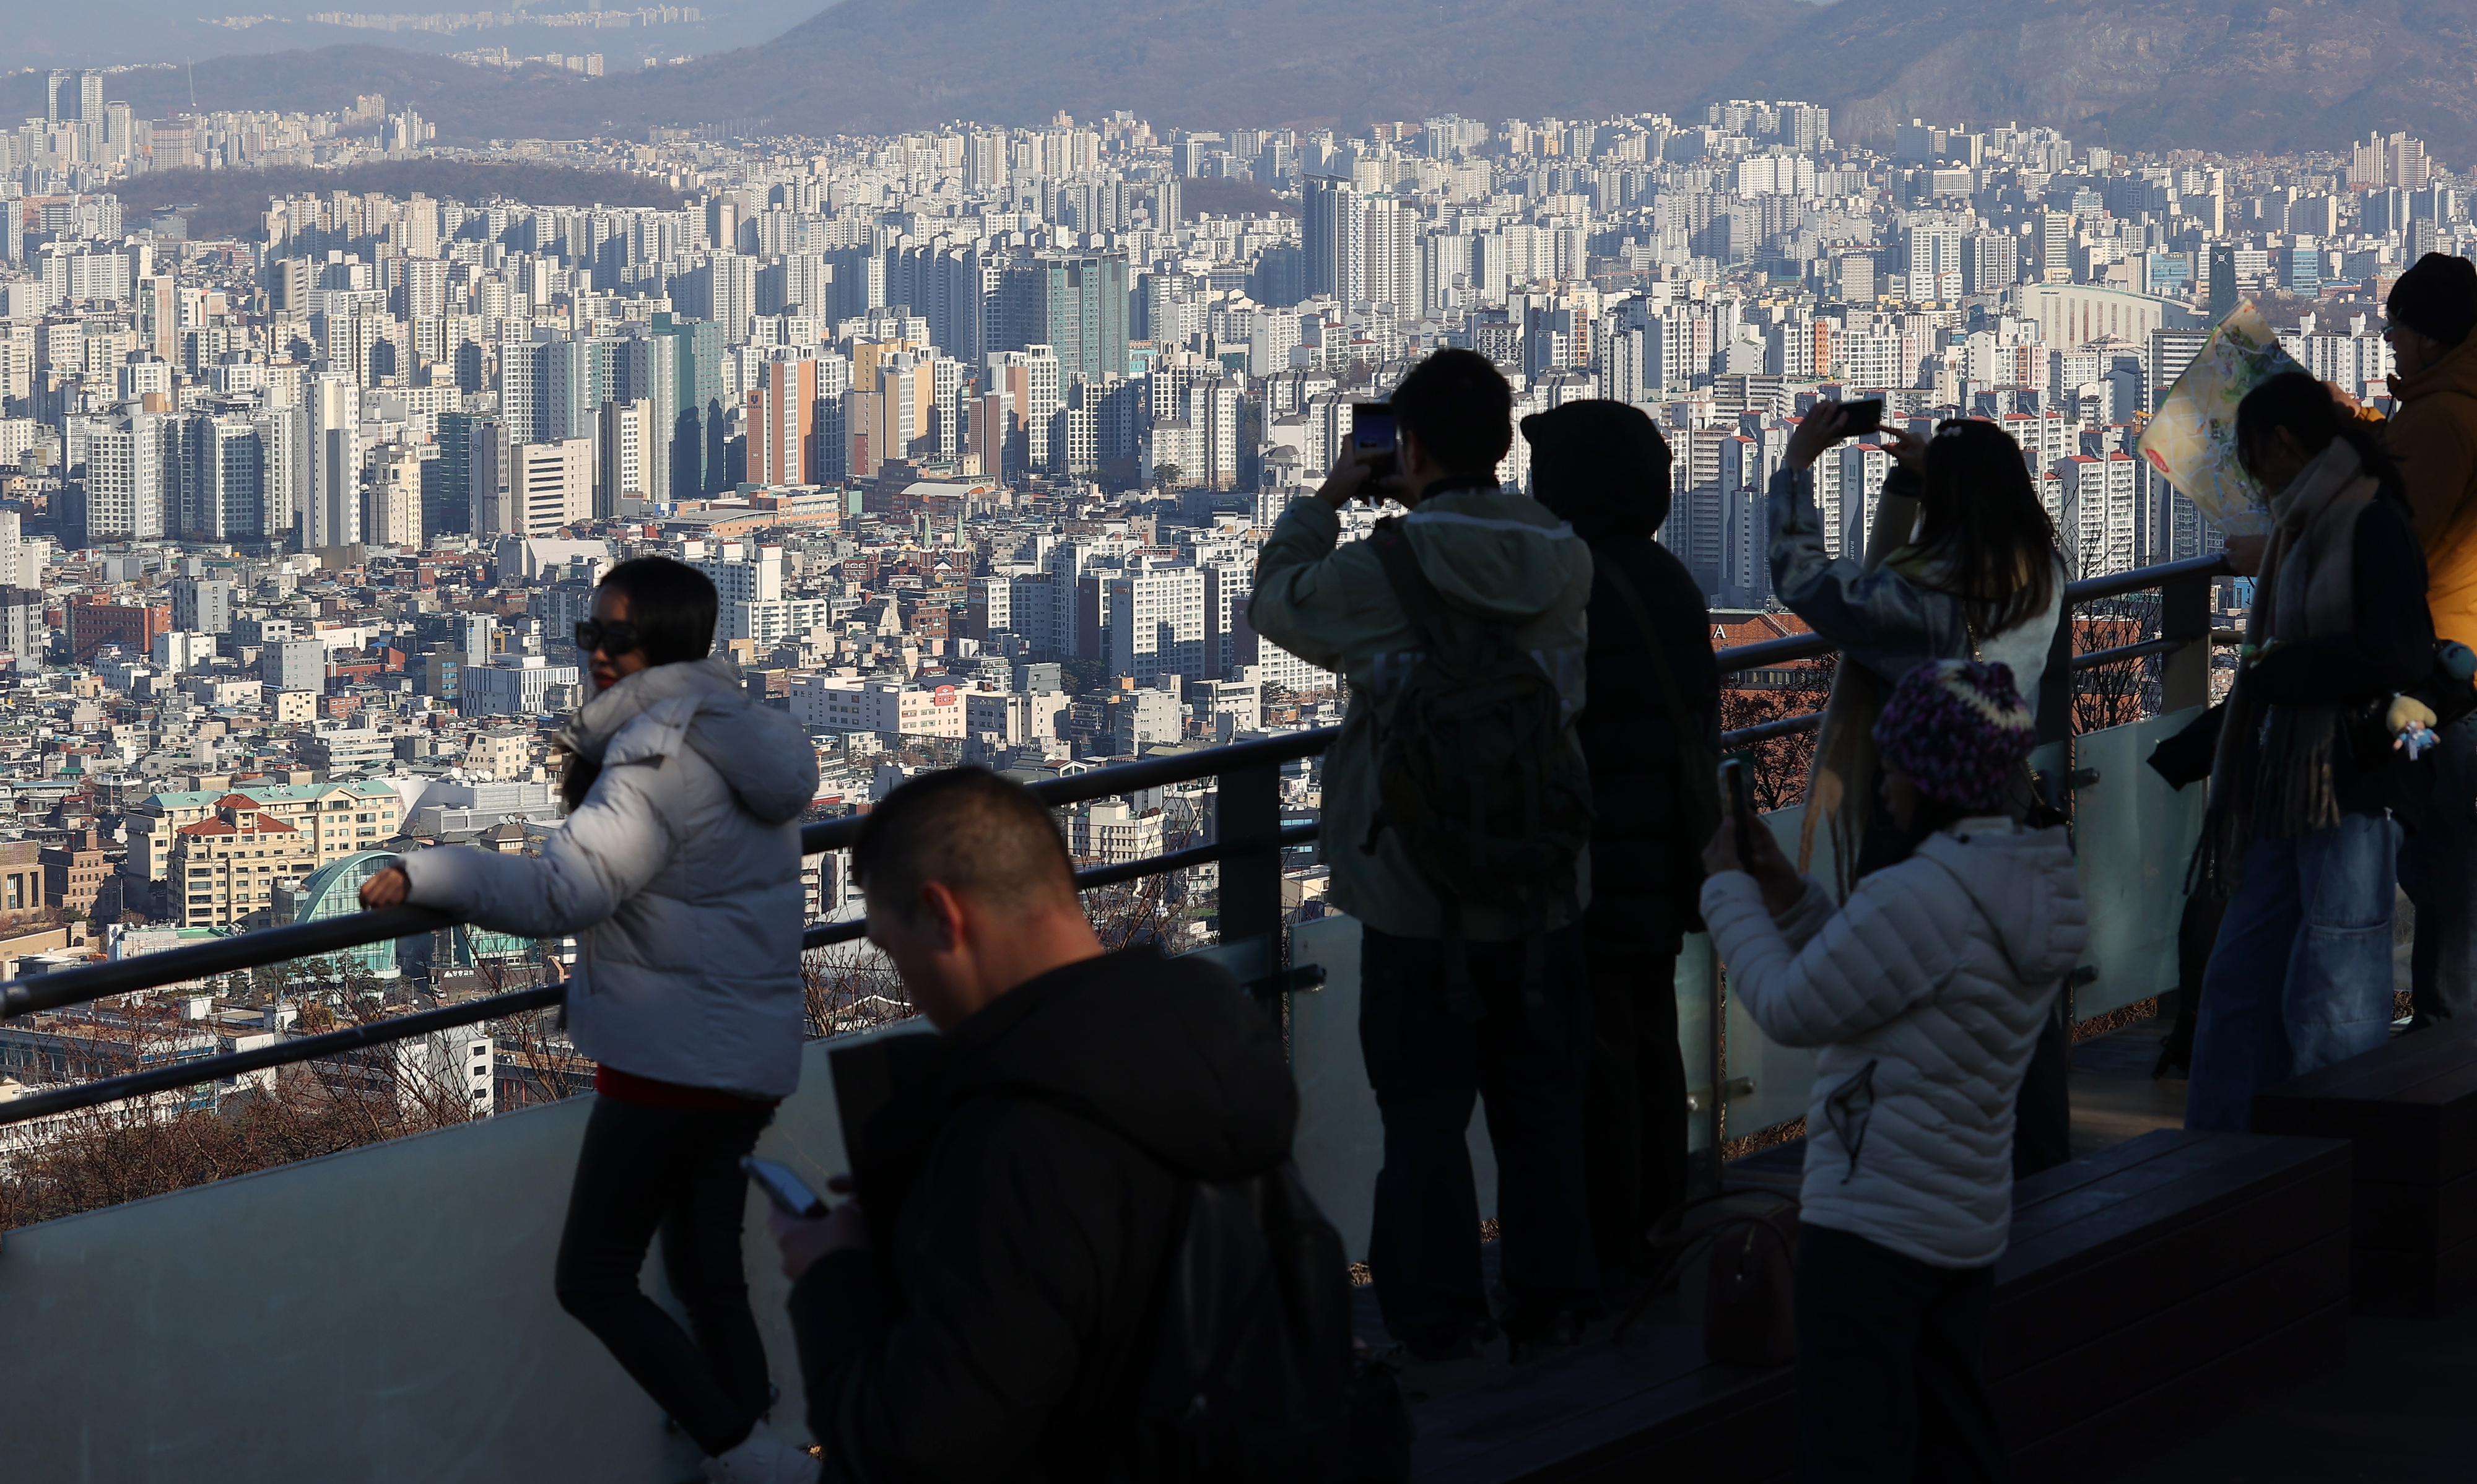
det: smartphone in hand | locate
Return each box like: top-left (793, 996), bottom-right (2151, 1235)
top-left (1351, 401), bottom-right (1398, 485)
top-left (1720, 758), bottom-right (1758, 870)
top-left (742, 1155), bottom-right (829, 1219)
top-left (1840, 398), bottom-right (1886, 436)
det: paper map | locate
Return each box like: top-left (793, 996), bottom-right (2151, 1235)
top-left (2135, 303), bottom-right (2309, 536)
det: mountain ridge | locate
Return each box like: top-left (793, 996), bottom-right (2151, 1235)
top-left (7, 0), bottom-right (2471, 168)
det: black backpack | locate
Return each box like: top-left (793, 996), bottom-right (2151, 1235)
top-left (1364, 518), bottom-right (1595, 1013)
top-left (1098, 1159), bottom-right (1410, 1483)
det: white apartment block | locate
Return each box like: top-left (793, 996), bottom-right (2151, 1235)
top-left (460, 656), bottom-right (580, 717)
top-left (2053, 451), bottom-right (2144, 578)
top-left (683, 540), bottom-right (785, 605)
top-left (790, 676), bottom-right (970, 737)
top-left (508, 438), bottom-right (594, 539)
top-left (1108, 562), bottom-right (1217, 685)
top-left (728, 597), bottom-right (835, 648)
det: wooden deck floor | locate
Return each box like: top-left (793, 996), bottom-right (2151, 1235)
top-left (1380, 1012), bottom-right (2468, 1483)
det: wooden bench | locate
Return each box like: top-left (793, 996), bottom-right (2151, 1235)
top-left (1988, 1129), bottom-right (2351, 1482)
top-left (2252, 1017), bottom-right (2477, 1317)
top-left (1404, 1129), bottom-right (2351, 1484)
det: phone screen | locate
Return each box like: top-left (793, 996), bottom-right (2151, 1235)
top-left (1352, 406), bottom-right (1396, 458)
top-left (1842, 399), bottom-right (1886, 436)
top-left (741, 1156), bottom-right (827, 1218)
top-left (1723, 760), bottom-right (1757, 870)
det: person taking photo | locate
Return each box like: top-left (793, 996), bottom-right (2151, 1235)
top-left (1701, 658), bottom-right (2085, 1484)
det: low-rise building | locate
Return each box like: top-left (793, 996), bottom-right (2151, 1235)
top-left (169, 797), bottom-right (320, 928)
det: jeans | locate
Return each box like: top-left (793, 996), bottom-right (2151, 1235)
top-left (2401, 711), bottom-right (2477, 1022)
top-left (2185, 812), bottom-right (2398, 1134)
top-left (1795, 1223), bottom-right (2008, 1484)
top-left (1359, 922), bottom-right (1599, 1345)
top-left (1580, 905), bottom-right (1687, 1286)
top-left (554, 1095), bottom-right (776, 1457)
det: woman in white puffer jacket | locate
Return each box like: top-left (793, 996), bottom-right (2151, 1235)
top-left (360, 557), bottom-right (823, 1484)
top-left (1701, 659), bottom-right (2086, 1484)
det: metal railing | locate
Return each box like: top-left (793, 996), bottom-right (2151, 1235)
top-left (0, 727), bottom-right (1341, 1126)
top-left (1713, 553), bottom-right (2232, 751)
top-left (0, 549), bottom-right (2235, 1132)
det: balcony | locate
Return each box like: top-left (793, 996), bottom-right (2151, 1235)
top-left (2, 555), bottom-right (2462, 1482)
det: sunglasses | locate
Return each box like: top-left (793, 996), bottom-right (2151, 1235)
top-left (574, 618), bottom-right (643, 657)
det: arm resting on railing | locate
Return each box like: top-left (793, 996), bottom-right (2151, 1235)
top-left (399, 758), bottom-right (677, 939)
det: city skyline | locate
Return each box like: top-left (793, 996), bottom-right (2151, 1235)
top-left (0, 71), bottom-right (2459, 1159)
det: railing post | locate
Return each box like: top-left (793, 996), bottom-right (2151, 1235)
top-left (2159, 568), bottom-right (2213, 714)
top-left (1218, 758), bottom-right (1286, 1017)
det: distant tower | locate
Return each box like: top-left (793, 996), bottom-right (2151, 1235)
top-left (45, 71), bottom-right (69, 124)
top-left (78, 71), bottom-right (103, 124)
top-left (2207, 242), bottom-right (2239, 323)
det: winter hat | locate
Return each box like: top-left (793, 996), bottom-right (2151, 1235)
top-left (1521, 399), bottom-right (1673, 541)
top-left (1872, 659), bottom-right (2037, 815)
top-left (2387, 253), bottom-right (2477, 349)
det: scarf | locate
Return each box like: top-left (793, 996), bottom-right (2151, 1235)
top-left (2196, 439), bottom-right (2375, 894)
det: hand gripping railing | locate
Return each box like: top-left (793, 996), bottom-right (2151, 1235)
top-left (0, 727), bottom-right (1341, 1126)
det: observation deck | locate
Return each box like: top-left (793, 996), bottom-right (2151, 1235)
top-left (4, 554), bottom-right (2470, 1482)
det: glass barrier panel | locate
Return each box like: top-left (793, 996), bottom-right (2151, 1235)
top-left (1716, 802), bottom-right (1832, 1144)
top-left (0, 920), bottom-right (575, 1230)
top-left (1286, 913), bottom-right (1497, 1263)
top-left (1676, 930), bottom-right (1716, 1156)
top-left (2069, 706), bottom-right (2208, 1020)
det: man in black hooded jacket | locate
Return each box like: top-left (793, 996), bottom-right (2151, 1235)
top-left (771, 768), bottom-right (1299, 1482)
top-left (1521, 401), bottom-right (1722, 1300)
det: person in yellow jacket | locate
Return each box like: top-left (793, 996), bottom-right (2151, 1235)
top-left (2369, 253), bottom-right (2477, 1023)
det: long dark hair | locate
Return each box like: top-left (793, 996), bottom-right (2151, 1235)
top-left (2235, 371), bottom-right (2402, 495)
top-left (1898, 419), bottom-right (2061, 637)
top-left (561, 557), bottom-right (720, 811)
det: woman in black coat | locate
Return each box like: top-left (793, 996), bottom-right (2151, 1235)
top-left (1523, 400), bottom-right (1722, 1301)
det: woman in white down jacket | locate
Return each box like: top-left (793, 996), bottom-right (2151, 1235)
top-left (1700, 659), bottom-right (2087, 1484)
top-left (360, 557), bottom-right (822, 1484)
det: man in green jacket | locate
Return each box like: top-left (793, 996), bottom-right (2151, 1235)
top-left (1249, 348), bottom-right (1601, 1357)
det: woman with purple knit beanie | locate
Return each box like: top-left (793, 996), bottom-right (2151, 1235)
top-left (1700, 658), bottom-right (2088, 1483)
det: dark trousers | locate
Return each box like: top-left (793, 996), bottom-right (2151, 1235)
top-left (2159, 890), bottom-right (2229, 1072)
top-left (2011, 1005), bottom-right (2071, 1181)
top-left (1580, 908), bottom-right (1687, 1283)
top-left (2403, 709), bottom-right (2477, 1023)
top-left (1795, 1223), bottom-right (2009, 1484)
top-left (555, 1095), bottom-right (775, 1457)
top-left (1359, 922), bottom-right (1599, 1346)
